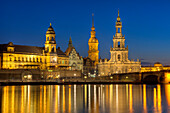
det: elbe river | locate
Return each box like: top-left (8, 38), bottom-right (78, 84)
top-left (1, 84), bottom-right (170, 113)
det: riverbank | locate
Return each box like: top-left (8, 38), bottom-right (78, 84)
top-left (0, 79), bottom-right (165, 86)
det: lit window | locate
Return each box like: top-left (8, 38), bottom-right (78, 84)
top-left (62, 60), bottom-right (64, 64)
top-left (118, 55), bottom-right (120, 61)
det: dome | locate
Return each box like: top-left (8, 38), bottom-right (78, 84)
top-left (154, 62), bottom-right (163, 67)
top-left (117, 16), bottom-right (121, 22)
top-left (7, 42), bottom-right (14, 47)
top-left (46, 23), bottom-right (55, 34)
top-left (89, 37), bottom-right (99, 43)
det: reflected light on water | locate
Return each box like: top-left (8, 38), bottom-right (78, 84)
top-left (129, 84), bottom-right (133, 113)
top-left (165, 84), bottom-right (170, 106)
top-left (69, 85), bottom-right (71, 113)
top-left (154, 88), bottom-right (157, 112)
top-left (157, 85), bottom-right (162, 113)
top-left (74, 85), bottom-right (76, 113)
top-left (143, 84), bottom-right (147, 113)
top-left (0, 84), bottom-right (169, 113)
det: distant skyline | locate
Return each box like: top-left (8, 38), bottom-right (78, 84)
top-left (0, 0), bottom-right (170, 65)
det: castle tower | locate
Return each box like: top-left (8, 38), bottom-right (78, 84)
top-left (110, 10), bottom-right (128, 62)
top-left (44, 23), bottom-right (57, 69)
top-left (45, 23), bottom-right (57, 53)
top-left (88, 14), bottom-right (99, 65)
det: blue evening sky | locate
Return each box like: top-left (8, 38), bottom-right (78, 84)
top-left (0, 0), bottom-right (170, 65)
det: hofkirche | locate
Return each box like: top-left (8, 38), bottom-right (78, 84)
top-left (0, 10), bottom-right (142, 75)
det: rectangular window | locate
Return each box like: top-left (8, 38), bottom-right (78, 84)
top-left (62, 60), bottom-right (64, 64)
top-left (118, 28), bottom-right (120, 33)
top-left (118, 42), bottom-right (120, 48)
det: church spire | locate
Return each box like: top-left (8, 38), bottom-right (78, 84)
top-left (92, 13), bottom-right (94, 27)
top-left (118, 9), bottom-right (119, 17)
top-left (117, 9), bottom-right (121, 22)
top-left (68, 36), bottom-right (73, 47)
top-left (90, 13), bottom-right (96, 38)
top-left (91, 13), bottom-right (95, 31)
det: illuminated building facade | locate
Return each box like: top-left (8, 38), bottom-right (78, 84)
top-left (141, 62), bottom-right (170, 72)
top-left (0, 23), bottom-right (69, 70)
top-left (65, 37), bottom-right (83, 71)
top-left (88, 14), bottom-right (99, 66)
top-left (98, 10), bottom-right (141, 76)
top-left (83, 57), bottom-right (95, 76)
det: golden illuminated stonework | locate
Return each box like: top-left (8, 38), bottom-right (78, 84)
top-left (98, 10), bottom-right (141, 76)
top-left (88, 14), bottom-right (99, 66)
top-left (0, 23), bottom-right (69, 70)
top-left (141, 62), bottom-right (170, 72)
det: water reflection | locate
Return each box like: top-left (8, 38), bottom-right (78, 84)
top-left (1, 84), bottom-right (170, 113)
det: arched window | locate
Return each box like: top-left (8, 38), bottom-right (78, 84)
top-left (118, 28), bottom-right (120, 33)
top-left (52, 47), bottom-right (54, 52)
top-left (33, 58), bottom-right (35, 62)
top-left (118, 42), bottom-right (120, 48)
top-left (118, 54), bottom-right (120, 61)
top-left (52, 37), bottom-right (54, 41)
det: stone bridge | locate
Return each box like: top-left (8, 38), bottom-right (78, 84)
top-left (97, 70), bottom-right (170, 83)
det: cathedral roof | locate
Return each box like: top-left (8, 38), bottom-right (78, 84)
top-left (56, 47), bottom-right (67, 57)
top-left (46, 23), bottom-right (55, 34)
top-left (65, 46), bottom-right (75, 56)
top-left (0, 43), bottom-right (44, 54)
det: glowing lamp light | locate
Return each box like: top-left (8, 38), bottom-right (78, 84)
top-left (110, 76), bottom-right (113, 79)
top-left (165, 73), bottom-right (170, 83)
top-left (84, 76), bottom-right (87, 79)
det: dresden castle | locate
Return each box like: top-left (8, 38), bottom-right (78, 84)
top-left (0, 10), bottom-right (141, 76)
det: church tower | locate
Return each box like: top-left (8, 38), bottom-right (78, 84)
top-left (88, 14), bottom-right (99, 65)
top-left (98, 10), bottom-right (141, 75)
top-left (110, 10), bottom-right (128, 62)
top-left (45, 23), bottom-right (57, 53)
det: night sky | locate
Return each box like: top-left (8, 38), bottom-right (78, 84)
top-left (0, 0), bottom-right (170, 66)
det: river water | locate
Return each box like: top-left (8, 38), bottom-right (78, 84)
top-left (0, 84), bottom-right (170, 113)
